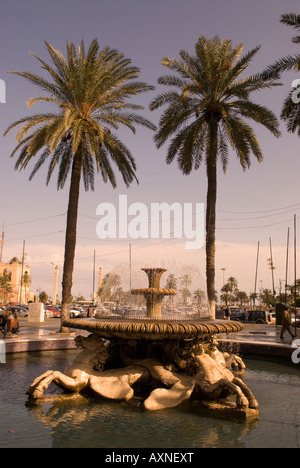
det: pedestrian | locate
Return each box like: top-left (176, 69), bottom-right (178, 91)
top-left (224, 307), bottom-right (231, 321)
top-left (280, 307), bottom-right (296, 340)
top-left (6, 311), bottom-right (14, 335)
top-left (244, 309), bottom-right (249, 324)
top-left (10, 315), bottom-right (19, 334)
top-left (0, 312), bottom-right (7, 339)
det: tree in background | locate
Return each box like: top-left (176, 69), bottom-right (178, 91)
top-left (236, 291), bottom-right (249, 307)
top-left (0, 271), bottom-right (13, 304)
top-left (98, 273), bottom-right (122, 303)
top-left (194, 289), bottom-right (206, 307)
top-left (39, 291), bottom-right (49, 304)
top-left (180, 274), bottom-right (192, 305)
top-left (22, 271), bottom-right (32, 304)
top-left (220, 283), bottom-right (231, 306)
top-left (165, 274), bottom-right (177, 305)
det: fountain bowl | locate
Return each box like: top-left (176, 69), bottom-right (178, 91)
top-left (63, 318), bottom-right (243, 341)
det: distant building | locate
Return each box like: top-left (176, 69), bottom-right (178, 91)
top-left (0, 261), bottom-right (35, 304)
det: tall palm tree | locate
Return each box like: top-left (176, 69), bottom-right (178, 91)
top-left (264, 14), bottom-right (300, 135)
top-left (150, 36), bottom-right (281, 318)
top-left (226, 276), bottom-right (239, 304)
top-left (22, 271), bottom-right (32, 304)
top-left (4, 39), bottom-right (155, 332)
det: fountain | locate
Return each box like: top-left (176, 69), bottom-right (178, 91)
top-left (131, 268), bottom-right (176, 319)
top-left (26, 268), bottom-right (259, 421)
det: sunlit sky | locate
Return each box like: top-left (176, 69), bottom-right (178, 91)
top-left (1, 0), bottom-right (300, 300)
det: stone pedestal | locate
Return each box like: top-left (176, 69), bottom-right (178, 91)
top-left (131, 268), bottom-right (177, 319)
top-left (28, 303), bottom-right (45, 323)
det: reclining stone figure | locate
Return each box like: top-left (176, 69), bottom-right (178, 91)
top-left (27, 334), bottom-right (258, 412)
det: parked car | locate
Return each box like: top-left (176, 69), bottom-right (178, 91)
top-left (70, 307), bottom-right (83, 318)
top-left (229, 308), bottom-right (244, 320)
top-left (52, 306), bottom-right (84, 319)
top-left (45, 306), bottom-right (61, 318)
top-left (232, 310), bottom-right (276, 324)
top-left (6, 306), bottom-right (28, 317)
top-left (94, 307), bottom-right (122, 319)
top-left (216, 307), bottom-right (243, 320)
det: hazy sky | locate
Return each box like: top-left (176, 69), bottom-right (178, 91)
top-left (1, 0), bottom-right (300, 300)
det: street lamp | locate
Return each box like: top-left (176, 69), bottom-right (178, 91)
top-left (221, 268), bottom-right (226, 287)
top-left (51, 263), bottom-right (59, 306)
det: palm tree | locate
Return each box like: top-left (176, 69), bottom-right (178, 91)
top-left (0, 271), bottom-right (13, 304)
top-left (220, 283), bottom-right (231, 307)
top-left (150, 36), bottom-right (281, 318)
top-left (180, 274), bottom-right (192, 305)
top-left (236, 291), bottom-right (249, 307)
top-left (4, 39), bottom-right (155, 332)
top-left (22, 271), bottom-right (32, 304)
top-left (165, 273), bottom-right (177, 290)
top-left (264, 14), bottom-right (300, 135)
top-left (165, 273), bottom-right (177, 305)
top-left (226, 276), bottom-right (239, 304)
top-left (194, 288), bottom-right (206, 307)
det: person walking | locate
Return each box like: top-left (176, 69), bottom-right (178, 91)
top-left (280, 307), bottom-right (296, 340)
top-left (224, 307), bottom-right (231, 321)
top-left (0, 312), bottom-right (8, 339)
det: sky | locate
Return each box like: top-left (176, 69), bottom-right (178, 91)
top-left (0, 0), bottom-right (300, 301)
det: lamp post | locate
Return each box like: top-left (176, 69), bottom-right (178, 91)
top-left (53, 265), bottom-right (59, 306)
top-left (19, 240), bottom-right (25, 305)
top-left (50, 263), bottom-right (59, 306)
top-left (221, 268), bottom-right (226, 287)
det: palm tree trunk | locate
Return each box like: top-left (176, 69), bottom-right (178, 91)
top-left (60, 147), bottom-right (82, 333)
top-left (206, 121), bottom-right (218, 319)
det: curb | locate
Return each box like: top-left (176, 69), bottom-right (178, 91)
top-left (4, 337), bottom-right (77, 354)
top-left (218, 339), bottom-right (295, 361)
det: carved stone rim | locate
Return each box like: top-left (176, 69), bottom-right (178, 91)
top-left (63, 319), bottom-right (243, 341)
top-left (131, 288), bottom-right (177, 296)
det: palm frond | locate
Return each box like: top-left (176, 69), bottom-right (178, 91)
top-left (5, 38), bottom-right (154, 191)
top-left (151, 35), bottom-right (280, 175)
top-left (281, 90), bottom-right (300, 133)
top-left (281, 13), bottom-right (300, 29)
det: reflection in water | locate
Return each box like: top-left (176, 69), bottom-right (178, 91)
top-left (1, 352), bottom-right (300, 448)
top-left (26, 395), bottom-right (258, 448)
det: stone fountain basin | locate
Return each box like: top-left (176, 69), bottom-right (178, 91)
top-left (63, 319), bottom-right (243, 341)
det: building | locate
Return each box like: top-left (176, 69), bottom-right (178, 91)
top-left (0, 261), bottom-right (35, 304)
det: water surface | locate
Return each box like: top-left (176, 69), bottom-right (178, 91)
top-left (0, 351), bottom-right (300, 448)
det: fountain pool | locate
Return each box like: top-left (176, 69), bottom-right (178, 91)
top-left (1, 350), bottom-right (300, 448)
